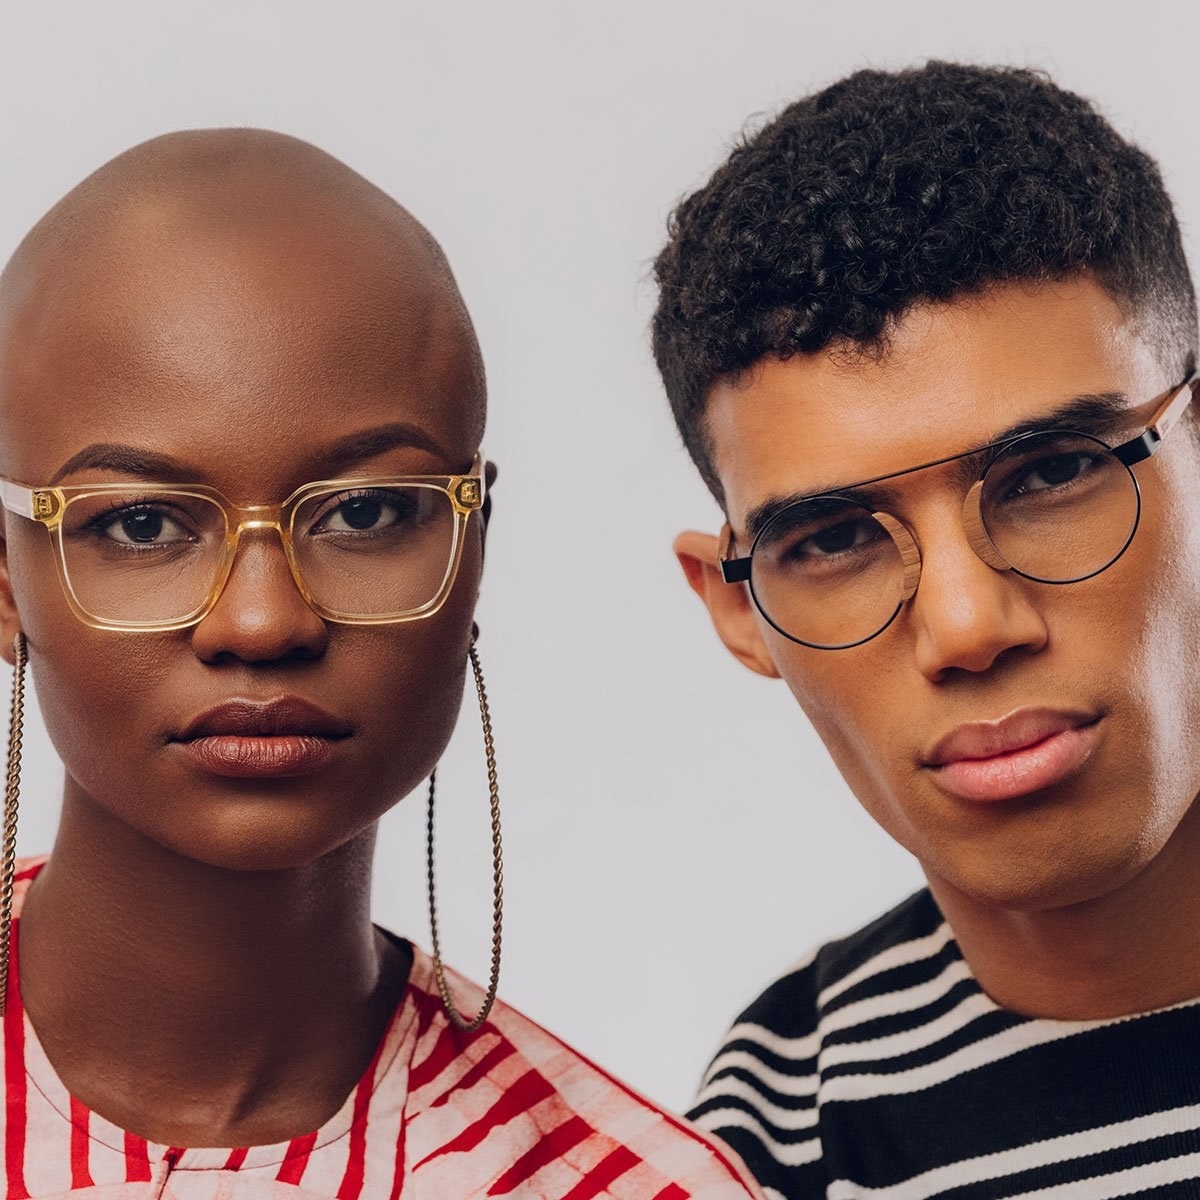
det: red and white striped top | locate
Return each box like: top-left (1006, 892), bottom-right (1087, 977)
top-left (2, 862), bottom-right (760, 1199)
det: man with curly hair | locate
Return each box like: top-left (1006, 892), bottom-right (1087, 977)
top-left (654, 62), bottom-right (1200, 1198)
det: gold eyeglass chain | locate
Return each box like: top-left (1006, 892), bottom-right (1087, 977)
top-left (426, 642), bottom-right (504, 1033)
top-left (0, 632), bottom-right (505, 1026)
top-left (0, 632), bottom-right (27, 1017)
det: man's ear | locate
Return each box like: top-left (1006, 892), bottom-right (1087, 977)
top-left (0, 518), bottom-right (22, 667)
top-left (673, 529), bottom-right (780, 679)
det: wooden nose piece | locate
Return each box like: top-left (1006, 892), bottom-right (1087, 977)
top-left (962, 481), bottom-right (1011, 571)
top-left (871, 511), bottom-right (923, 602)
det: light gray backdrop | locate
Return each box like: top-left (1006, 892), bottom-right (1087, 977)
top-left (1, 0), bottom-right (1196, 1110)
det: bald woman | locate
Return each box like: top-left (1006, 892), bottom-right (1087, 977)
top-left (0, 130), bottom-right (760, 1199)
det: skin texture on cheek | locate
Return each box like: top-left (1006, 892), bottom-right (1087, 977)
top-left (1112, 450), bottom-right (1200, 846)
top-left (4, 484), bottom-right (485, 871)
top-left (28, 613), bottom-right (475, 874)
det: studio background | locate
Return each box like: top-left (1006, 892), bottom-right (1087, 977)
top-left (1, 0), bottom-right (1195, 1110)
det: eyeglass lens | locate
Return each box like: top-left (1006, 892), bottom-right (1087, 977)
top-left (749, 431), bottom-right (1140, 649)
top-left (54, 484), bottom-right (459, 625)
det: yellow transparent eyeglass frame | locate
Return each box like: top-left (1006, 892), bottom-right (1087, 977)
top-left (0, 454), bottom-right (486, 633)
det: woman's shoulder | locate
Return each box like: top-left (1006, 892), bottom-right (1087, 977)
top-left (399, 943), bottom-right (764, 1198)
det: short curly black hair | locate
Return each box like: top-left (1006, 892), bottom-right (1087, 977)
top-left (652, 61), bottom-right (1198, 501)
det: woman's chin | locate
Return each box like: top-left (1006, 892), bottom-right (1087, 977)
top-left (134, 800), bottom-right (383, 874)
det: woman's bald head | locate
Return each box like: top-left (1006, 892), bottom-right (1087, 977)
top-left (0, 128), bottom-right (486, 475)
top-left (0, 133), bottom-right (493, 872)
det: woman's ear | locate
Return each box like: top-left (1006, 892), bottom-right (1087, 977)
top-left (478, 459), bottom-right (497, 567)
top-left (481, 459), bottom-right (497, 525)
top-left (673, 529), bottom-right (780, 679)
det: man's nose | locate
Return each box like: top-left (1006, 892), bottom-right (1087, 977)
top-left (190, 527), bottom-right (329, 664)
top-left (907, 512), bottom-right (1048, 681)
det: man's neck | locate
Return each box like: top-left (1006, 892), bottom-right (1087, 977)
top-left (17, 787), bottom-right (410, 1148)
top-left (927, 798), bottom-right (1200, 1020)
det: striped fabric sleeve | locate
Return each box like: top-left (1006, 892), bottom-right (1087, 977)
top-left (688, 953), bottom-right (827, 1200)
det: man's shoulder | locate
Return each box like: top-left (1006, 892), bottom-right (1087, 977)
top-left (687, 890), bottom-right (946, 1198)
top-left (735, 888), bottom-right (946, 1033)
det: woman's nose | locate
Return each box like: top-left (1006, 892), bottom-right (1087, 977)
top-left (190, 529), bottom-right (329, 664)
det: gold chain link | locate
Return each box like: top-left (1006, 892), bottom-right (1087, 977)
top-left (426, 643), bottom-right (504, 1032)
top-left (0, 632), bottom-right (27, 1017)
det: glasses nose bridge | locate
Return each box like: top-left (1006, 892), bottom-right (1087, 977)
top-left (960, 479), bottom-right (1012, 572)
top-left (901, 447), bottom-right (1013, 576)
top-left (217, 502), bottom-right (305, 596)
top-left (230, 500), bottom-right (284, 528)
top-left (226, 502), bottom-right (289, 543)
top-left (873, 477), bottom-right (1015, 607)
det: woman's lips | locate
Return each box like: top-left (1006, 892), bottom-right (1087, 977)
top-left (172, 697), bottom-right (351, 779)
top-left (177, 735), bottom-right (340, 778)
top-left (925, 708), bottom-right (1102, 803)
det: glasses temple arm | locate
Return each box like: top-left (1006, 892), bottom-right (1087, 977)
top-left (1113, 374), bottom-right (1198, 467)
top-left (0, 482), bottom-right (34, 519)
top-left (1149, 374), bottom-right (1197, 442)
top-left (718, 524), bottom-right (752, 584)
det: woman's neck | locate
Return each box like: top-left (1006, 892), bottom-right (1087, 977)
top-left (17, 785), bottom-right (410, 1148)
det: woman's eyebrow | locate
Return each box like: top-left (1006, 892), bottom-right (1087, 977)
top-left (49, 444), bottom-right (197, 484)
top-left (322, 423), bottom-right (452, 472)
top-left (48, 424), bottom-right (455, 485)
top-left (741, 391), bottom-right (1130, 543)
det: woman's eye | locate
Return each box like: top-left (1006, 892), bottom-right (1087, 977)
top-left (100, 507), bottom-right (191, 545)
top-left (319, 492), bottom-right (412, 533)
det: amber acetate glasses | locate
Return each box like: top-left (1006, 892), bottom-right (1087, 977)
top-left (720, 378), bottom-right (1197, 650)
top-left (0, 457), bottom-right (485, 631)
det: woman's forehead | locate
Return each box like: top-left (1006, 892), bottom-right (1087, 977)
top-left (0, 130), bottom-right (485, 485)
top-left (0, 222), bottom-right (482, 488)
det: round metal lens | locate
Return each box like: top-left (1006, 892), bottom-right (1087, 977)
top-left (979, 431), bottom-right (1140, 584)
top-left (749, 498), bottom-right (908, 649)
top-left (292, 483), bottom-right (459, 619)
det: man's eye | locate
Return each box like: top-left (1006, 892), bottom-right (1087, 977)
top-left (793, 518), bottom-right (882, 559)
top-left (1010, 452), bottom-right (1095, 493)
top-left (809, 521), bottom-right (871, 555)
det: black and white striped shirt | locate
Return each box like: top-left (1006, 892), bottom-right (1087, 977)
top-left (689, 890), bottom-right (1200, 1199)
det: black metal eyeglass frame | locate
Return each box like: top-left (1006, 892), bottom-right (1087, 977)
top-left (719, 374), bottom-right (1198, 648)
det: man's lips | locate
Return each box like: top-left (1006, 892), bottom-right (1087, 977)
top-left (924, 707), bottom-right (1102, 803)
top-left (172, 698), bottom-right (352, 778)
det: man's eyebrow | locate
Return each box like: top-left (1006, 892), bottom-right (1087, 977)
top-left (740, 391), bottom-right (1130, 544)
top-left (49, 424), bottom-right (456, 486)
top-left (987, 391), bottom-right (1130, 446)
